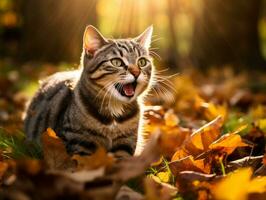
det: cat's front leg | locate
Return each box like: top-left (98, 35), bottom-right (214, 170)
top-left (111, 134), bottom-right (137, 159)
top-left (61, 129), bottom-right (109, 156)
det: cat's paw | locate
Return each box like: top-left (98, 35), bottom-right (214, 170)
top-left (113, 150), bottom-right (132, 161)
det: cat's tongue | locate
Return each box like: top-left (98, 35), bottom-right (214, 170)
top-left (122, 83), bottom-right (135, 97)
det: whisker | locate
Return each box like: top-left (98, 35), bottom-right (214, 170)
top-left (149, 51), bottom-right (162, 60)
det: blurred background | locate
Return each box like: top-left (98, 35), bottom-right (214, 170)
top-left (0, 0), bottom-right (266, 132)
top-left (1, 0), bottom-right (266, 68)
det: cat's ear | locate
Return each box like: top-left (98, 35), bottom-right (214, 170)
top-left (134, 25), bottom-right (153, 49)
top-left (83, 25), bottom-right (108, 55)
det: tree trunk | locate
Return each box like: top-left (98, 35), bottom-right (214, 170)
top-left (20, 0), bottom-right (98, 63)
top-left (166, 0), bottom-right (179, 68)
top-left (190, 0), bottom-right (265, 70)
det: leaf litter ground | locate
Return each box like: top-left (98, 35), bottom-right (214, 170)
top-left (0, 64), bottom-right (266, 200)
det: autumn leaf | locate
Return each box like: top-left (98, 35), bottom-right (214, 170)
top-left (209, 132), bottom-right (249, 155)
top-left (144, 176), bottom-right (177, 200)
top-left (72, 147), bottom-right (114, 170)
top-left (0, 161), bottom-right (8, 180)
top-left (171, 116), bottom-right (223, 159)
top-left (169, 156), bottom-right (211, 175)
top-left (201, 101), bottom-right (227, 121)
top-left (164, 109), bottom-right (180, 127)
top-left (213, 168), bottom-right (266, 200)
top-left (42, 128), bottom-right (75, 171)
top-left (156, 171), bottom-right (171, 183)
top-left (158, 127), bottom-right (190, 157)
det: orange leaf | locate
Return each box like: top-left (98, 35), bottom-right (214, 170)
top-left (46, 127), bottom-right (59, 138)
top-left (158, 127), bottom-right (190, 157)
top-left (164, 109), bottom-right (179, 127)
top-left (184, 116), bottom-right (223, 156)
top-left (41, 128), bottom-right (75, 171)
top-left (72, 147), bottom-right (114, 170)
top-left (171, 147), bottom-right (190, 161)
top-left (169, 156), bottom-right (211, 175)
top-left (209, 133), bottom-right (249, 155)
top-left (0, 161), bottom-right (8, 180)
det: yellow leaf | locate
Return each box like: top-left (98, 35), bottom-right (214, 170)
top-left (201, 102), bottom-right (227, 121)
top-left (213, 168), bottom-right (266, 200)
top-left (250, 105), bottom-right (266, 119)
top-left (248, 176), bottom-right (266, 193)
top-left (164, 109), bottom-right (179, 127)
top-left (157, 171), bottom-right (170, 183)
top-left (255, 118), bottom-right (266, 132)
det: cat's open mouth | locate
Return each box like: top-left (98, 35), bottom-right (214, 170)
top-left (115, 81), bottom-right (137, 98)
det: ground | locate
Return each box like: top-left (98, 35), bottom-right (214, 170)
top-left (0, 61), bottom-right (266, 200)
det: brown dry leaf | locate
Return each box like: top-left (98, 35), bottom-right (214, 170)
top-left (0, 161), bottom-right (9, 180)
top-left (72, 147), bottom-right (114, 170)
top-left (16, 159), bottom-right (42, 175)
top-left (42, 128), bottom-right (75, 171)
top-left (213, 168), bottom-right (266, 200)
top-left (115, 186), bottom-right (143, 200)
top-left (169, 156), bottom-right (211, 175)
top-left (179, 171), bottom-right (216, 182)
top-left (227, 156), bottom-right (263, 172)
top-left (144, 176), bottom-right (177, 200)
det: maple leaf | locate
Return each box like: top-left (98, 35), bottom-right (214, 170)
top-left (213, 168), bottom-right (266, 200)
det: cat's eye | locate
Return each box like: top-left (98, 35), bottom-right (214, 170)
top-left (111, 58), bottom-right (123, 67)
top-left (138, 58), bottom-right (147, 67)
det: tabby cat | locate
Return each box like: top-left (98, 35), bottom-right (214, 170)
top-left (24, 25), bottom-right (154, 157)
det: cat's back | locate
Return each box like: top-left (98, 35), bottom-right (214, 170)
top-left (24, 70), bottom-right (80, 141)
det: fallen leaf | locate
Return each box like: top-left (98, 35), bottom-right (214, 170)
top-left (156, 171), bottom-right (171, 183)
top-left (179, 171), bottom-right (216, 182)
top-left (186, 116), bottom-right (223, 153)
top-left (170, 156), bottom-right (211, 175)
top-left (72, 147), bottom-right (114, 170)
top-left (209, 133), bottom-right (249, 155)
top-left (213, 168), bottom-right (266, 200)
top-left (41, 128), bottom-right (75, 171)
top-left (145, 176), bottom-right (177, 200)
top-left (164, 109), bottom-right (179, 127)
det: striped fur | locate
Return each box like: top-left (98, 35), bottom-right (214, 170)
top-left (24, 25), bottom-right (154, 157)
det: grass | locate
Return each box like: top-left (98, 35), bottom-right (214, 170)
top-left (0, 128), bottom-right (42, 159)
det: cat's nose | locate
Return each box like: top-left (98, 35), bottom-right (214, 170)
top-left (128, 64), bottom-right (140, 79)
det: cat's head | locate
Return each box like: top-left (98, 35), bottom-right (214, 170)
top-left (81, 25), bottom-right (154, 103)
